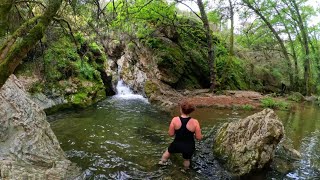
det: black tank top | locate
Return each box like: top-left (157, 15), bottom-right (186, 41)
top-left (174, 116), bottom-right (195, 142)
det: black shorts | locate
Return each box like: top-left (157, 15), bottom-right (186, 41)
top-left (168, 141), bottom-right (195, 159)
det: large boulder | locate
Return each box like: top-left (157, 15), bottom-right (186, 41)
top-left (0, 75), bottom-right (80, 179)
top-left (213, 108), bottom-right (284, 176)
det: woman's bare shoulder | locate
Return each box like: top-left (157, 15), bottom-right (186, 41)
top-left (190, 118), bottom-right (200, 124)
top-left (171, 116), bottom-right (180, 122)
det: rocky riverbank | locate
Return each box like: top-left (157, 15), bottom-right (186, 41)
top-left (0, 75), bottom-right (81, 179)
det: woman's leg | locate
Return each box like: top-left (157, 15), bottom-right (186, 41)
top-left (183, 159), bottom-right (190, 169)
top-left (159, 150), bottom-right (170, 165)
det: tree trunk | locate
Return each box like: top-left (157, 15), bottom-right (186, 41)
top-left (228, 0), bottom-right (234, 56)
top-left (274, 7), bottom-right (299, 89)
top-left (196, 0), bottom-right (216, 91)
top-left (310, 41), bottom-right (320, 86)
top-left (243, 0), bottom-right (294, 88)
top-left (290, 0), bottom-right (311, 95)
top-left (0, 0), bottom-right (15, 34)
top-left (0, 0), bottom-right (62, 88)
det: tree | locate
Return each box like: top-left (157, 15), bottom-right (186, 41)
top-left (273, 4), bottom-right (299, 87)
top-left (0, 0), bottom-right (62, 88)
top-left (242, 0), bottom-right (294, 88)
top-left (175, 0), bottom-right (216, 91)
top-left (196, 0), bottom-right (216, 91)
top-left (228, 0), bottom-right (235, 56)
top-left (283, 0), bottom-right (312, 95)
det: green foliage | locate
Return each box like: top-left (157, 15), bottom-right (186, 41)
top-left (261, 97), bottom-right (277, 108)
top-left (144, 80), bottom-right (159, 98)
top-left (44, 36), bottom-right (78, 81)
top-left (26, 34), bottom-right (108, 108)
top-left (127, 42), bottom-right (135, 50)
top-left (75, 60), bottom-right (98, 81)
top-left (89, 42), bottom-right (102, 54)
top-left (207, 10), bottom-right (221, 23)
top-left (277, 101), bottom-right (290, 111)
top-left (287, 92), bottom-right (305, 102)
top-left (216, 56), bottom-right (249, 90)
top-left (75, 32), bottom-right (86, 45)
top-left (29, 81), bottom-right (44, 94)
top-left (241, 104), bottom-right (254, 111)
top-left (260, 97), bottom-right (290, 110)
top-left (70, 92), bottom-right (87, 105)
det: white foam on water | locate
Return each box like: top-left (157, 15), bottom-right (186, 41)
top-left (113, 80), bottom-right (148, 103)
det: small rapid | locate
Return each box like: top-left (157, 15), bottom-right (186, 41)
top-left (113, 80), bottom-right (148, 103)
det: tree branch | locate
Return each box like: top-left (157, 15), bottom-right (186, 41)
top-left (15, 0), bottom-right (46, 9)
top-left (53, 17), bottom-right (78, 47)
top-left (175, 0), bottom-right (202, 19)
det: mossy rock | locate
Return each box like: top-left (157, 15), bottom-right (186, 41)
top-left (213, 109), bottom-right (284, 176)
top-left (144, 80), bottom-right (159, 98)
top-left (287, 92), bottom-right (304, 102)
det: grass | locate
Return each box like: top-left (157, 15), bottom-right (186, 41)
top-left (260, 97), bottom-right (290, 110)
top-left (241, 104), bottom-right (254, 111)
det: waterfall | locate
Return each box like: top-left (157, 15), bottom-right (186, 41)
top-left (114, 80), bottom-right (148, 102)
top-left (114, 59), bottom-right (147, 102)
top-left (115, 80), bottom-right (134, 96)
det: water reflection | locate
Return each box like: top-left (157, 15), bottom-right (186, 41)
top-left (50, 99), bottom-right (320, 179)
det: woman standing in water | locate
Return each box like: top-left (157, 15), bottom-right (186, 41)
top-left (159, 100), bottom-right (202, 169)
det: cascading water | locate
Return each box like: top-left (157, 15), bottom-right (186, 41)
top-left (114, 60), bottom-right (148, 102)
top-left (114, 80), bottom-right (148, 102)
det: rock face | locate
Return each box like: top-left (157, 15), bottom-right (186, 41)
top-left (213, 109), bottom-right (284, 176)
top-left (104, 23), bottom-right (210, 108)
top-left (0, 75), bottom-right (80, 179)
top-left (30, 93), bottom-right (67, 111)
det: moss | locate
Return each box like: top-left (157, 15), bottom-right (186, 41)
top-left (29, 81), bottom-right (44, 94)
top-left (287, 92), bottom-right (304, 102)
top-left (89, 42), bottom-right (102, 55)
top-left (155, 41), bottom-right (186, 84)
top-left (213, 124), bottom-right (228, 156)
top-left (144, 80), bottom-right (159, 97)
top-left (127, 42), bottom-right (136, 50)
top-left (20, 34), bottom-right (109, 109)
top-left (75, 33), bottom-right (86, 45)
top-left (216, 56), bottom-right (249, 90)
top-left (70, 92), bottom-right (87, 107)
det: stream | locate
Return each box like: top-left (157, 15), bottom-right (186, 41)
top-left (49, 84), bottom-right (320, 179)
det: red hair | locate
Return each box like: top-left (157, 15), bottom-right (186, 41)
top-left (180, 100), bottom-right (195, 115)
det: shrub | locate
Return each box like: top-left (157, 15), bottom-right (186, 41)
top-left (260, 97), bottom-right (290, 110)
top-left (287, 92), bottom-right (304, 102)
top-left (241, 104), bottom-right (254, 111)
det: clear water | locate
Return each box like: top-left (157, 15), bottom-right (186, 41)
top-left (50, 98), bottom-right (320, 179)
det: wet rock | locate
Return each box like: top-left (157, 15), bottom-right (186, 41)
top-left (107, 39), bottom-right (125, 59)
top-left (213, 109), bottom-right (284, 176)
top-left (305, 95), bottom-right (317, 102)
top-left (270, 141), bottom-right (301, 174)
top-left (117, 52), bottom-right (148, 93)
top-left (30, 93), bottom-right (67, 110)
top-left (0, 75), bottom-right (81, 179)
top-left (192, 127), bottom-right (233, 179)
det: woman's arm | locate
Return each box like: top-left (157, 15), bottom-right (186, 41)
top-left (168, 118), bottom-right (176, 137)
top-left (194, 120), bottom-right (203, 140)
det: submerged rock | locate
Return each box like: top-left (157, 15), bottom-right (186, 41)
top-left (213, 109), bottom-right (284, 176)
top-left (270, 140), bottom-right (301, 174)
top-left (0, 75), bottom-right (80, 179)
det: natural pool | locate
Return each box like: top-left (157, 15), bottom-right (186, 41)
top-left (50, 97), bottom-right (320, 179)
